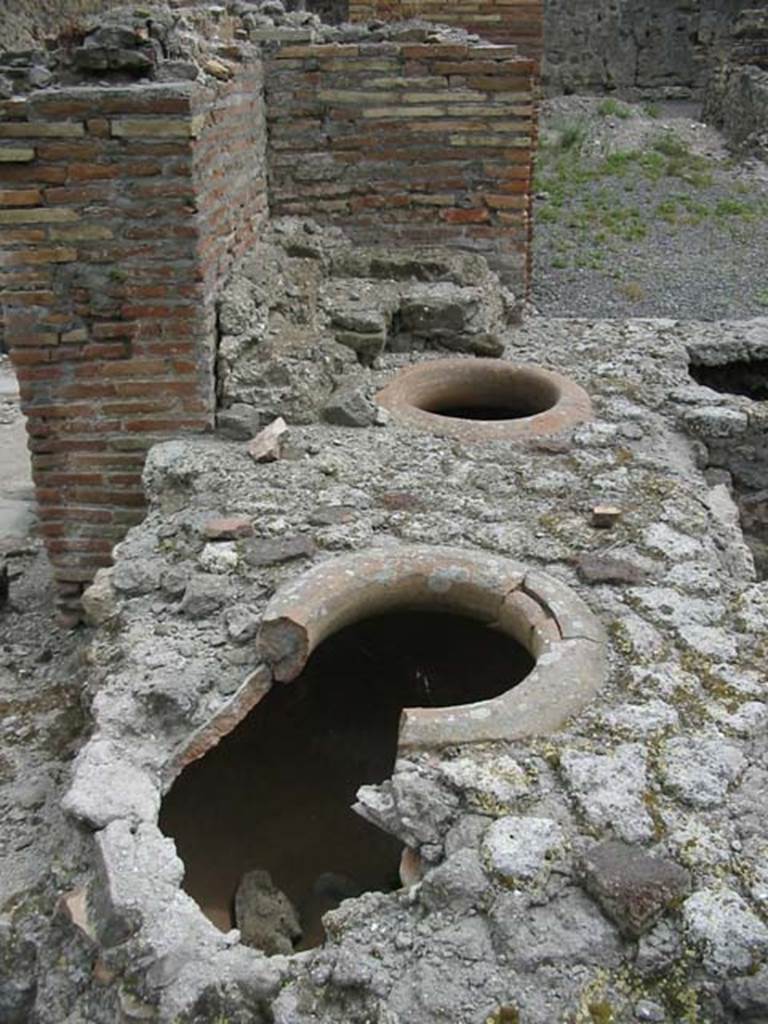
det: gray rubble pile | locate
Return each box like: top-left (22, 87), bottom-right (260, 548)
top-left (29, 311), bottom-right (767, 1023)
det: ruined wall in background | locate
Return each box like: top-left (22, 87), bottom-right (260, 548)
top-left (543, 0), bottom-right (753, 97)
top-left (703, 8), bottom-right (768, 156)
top-left (347, 0), bottom-right (544, 61)
top-left (265, 41), bottom-right (537, 292)
top-left (0, 0), bottom-right (113, 51)
top-left (339, 0), bottom-right (751, 98)
top-left (0, 66), bottom-right (267, 618)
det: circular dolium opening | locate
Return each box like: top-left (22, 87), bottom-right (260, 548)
top-left (160, 611), bottom-right (534, 951)
top-left (420, 372), bottom-right (559, 421)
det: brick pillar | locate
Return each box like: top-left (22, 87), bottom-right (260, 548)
top-left (0, 67), bottom-right (266, 622)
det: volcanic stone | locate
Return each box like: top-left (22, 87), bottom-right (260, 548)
top-left (576, 553), bottom-right (647, 585)
top-left (579, 840), bottom-right (690, 937)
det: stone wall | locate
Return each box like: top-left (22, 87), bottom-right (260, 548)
top-left (0, 66), bottom-right (268, 619)
top-left (543, 0), bottom-right (752, 97)
top-left (265, 41), bottom-right (537, 290)
top-left (347, 0), bottom-right (544, 60)
top-left (703, 8), bottom-right (768, 157)
top-left (341, 0), bottom-right (750, 98)
top-left (0, 0), bottom-right (112, 51)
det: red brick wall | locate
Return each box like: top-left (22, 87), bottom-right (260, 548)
top-left (0, 68), bottom-right (267, 620)
top-left (266, 42), bottom-right (537, 291)
top-left (347, 0), bottom-right (544, 61)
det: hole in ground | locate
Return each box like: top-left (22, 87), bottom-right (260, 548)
top-left (412, 367), bottom-right (560, 422)
top-left (689, 359), bottom-right (768, 401)
top-left (430, 403), bottom-right (544, 420)
top-left (159, 611), bottom-right (534, 951)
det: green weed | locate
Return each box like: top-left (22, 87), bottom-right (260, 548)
top-left (598, 98), bottom-right (632, 119)
top-left (714, 197), bottom-right (754, 218)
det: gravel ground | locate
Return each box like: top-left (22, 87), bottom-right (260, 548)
top-left (532, 96), bottom-right (768, 319)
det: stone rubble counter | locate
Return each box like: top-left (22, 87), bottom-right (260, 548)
top-left (61, 315), bottom-right (768, 1023)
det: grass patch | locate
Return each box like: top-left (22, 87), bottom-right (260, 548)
top-left (650, 134), bottom-right (713, 186)
top-left (714, 197), bottom-right (755, 218)
top-left (756, 289), bottom-right (768, 308)
top-left (535, 112), bottom-right (768, 285)
top-left (643, 102), bottom-right (661, 119)
top-left (598, 97), bottom-right (632, 119)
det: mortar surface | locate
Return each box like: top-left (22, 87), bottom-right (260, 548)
top-left (49, 314), bottom-right (768, 1024)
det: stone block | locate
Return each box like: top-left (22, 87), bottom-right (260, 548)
top-left (579, 841), bottom-right (690, 938)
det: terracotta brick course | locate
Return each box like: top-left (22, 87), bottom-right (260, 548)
top-left (266, 41), bottom-right (536, 291)
top-left (2, 66), bottom-right (268, 617)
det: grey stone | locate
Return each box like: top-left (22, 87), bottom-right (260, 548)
top-left (723, 966), bottom-right (768, 1020)
top-left (63, 740), bottom-right (160, 829)
top-left (243, 535), bottom-right (316, 566)
top-left (635, 920), bottom-right (683, 977)
top-left (677, 622), bottom-right (738, 660)
top-left (218, 277), bottom-right (259, 336)
top-left (111, 558), bottom-right (162, 595)
top-left (225, 605), bottom-right (261, 644)
top-left (330, 305), bottom-right (389, 335)
top-left (467, 332), bottom-right (504, 357)
top-left (419, 848), bottom-right (491, 913)
top-left (179, 575), bottom-right (231, 619)
top-left (682, 405), bottom-right (749, 438)
top-left (642, 522), bottom-right (703, 559)
top-left (579, 841), bottom-right (690, 938)
top-left (161, 566), bottom-right (189, 599)
top-left (161, 946), bottom-right (288, 1024)
top-left (334, 329), bottom-right (387, 365)
top-left (81, 567), bottom-right (119, 625)
top-left (482, 816), bottom-right (567, 885)
top-left (576, 553), bottom-right (647, 585)
top-left (560, 744), bottom-right (655, 843)
top-left (601, 699), bottom-right (679, 738)
top-left (235, 869), bottom-right (301, 955)
top-left (659, 731), bottom-right (745, 808)
top-left (199, 541), bottom-right (238, 574)
top-left (88, 819), bottom-right (185, 948)
top-left (216, 403), bottom-right (261, 440)
top-left (683, 888), bottom-right (768, 977)
top-left (630, 586), bottom-right (724, 629)
top-left (634, 1000), bottom-right (666, 1022)
top-left (355, 768), bottom-right (459, 849)
top-left (399, 284), bottom-right (475, 339)
top-left (492, 889), bottom-right (622, 971)
top-left (27, 65), bottom-right (52, 88)
top-left (322, 384), bottom-right (378, 427)
top-left (439, 754), bottom-right (530, 809)
top-left (0, 919), bottom-right (36, 1024)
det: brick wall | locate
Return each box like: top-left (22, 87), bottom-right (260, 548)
top-left (347, 1), bottom-right (544, 61)
top-left (266, 42), bottom-right (537, 291)
top-left (0, 66), bottom-right (267, 620)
